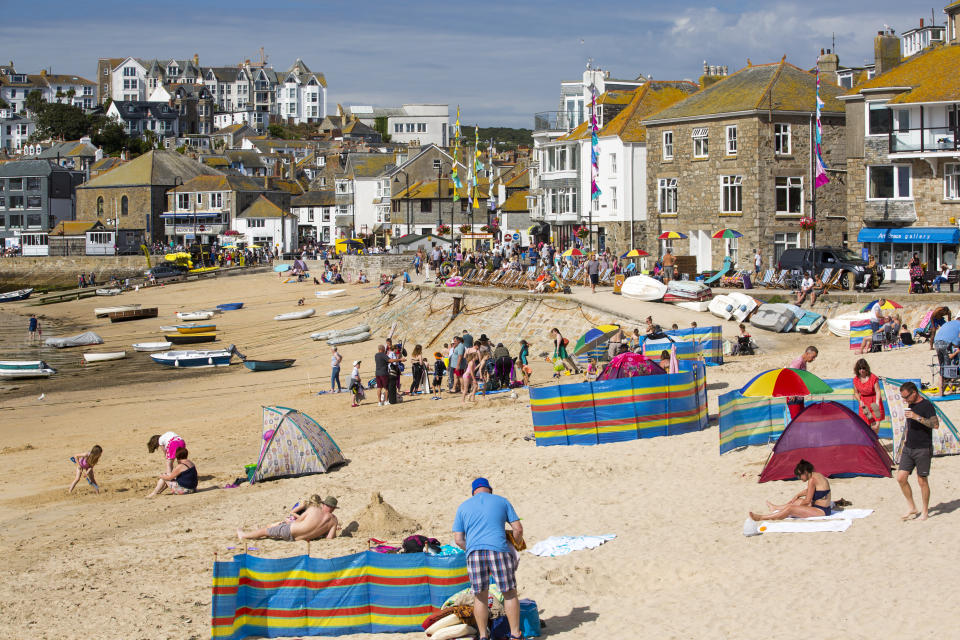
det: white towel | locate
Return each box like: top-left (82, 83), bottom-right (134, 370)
top-left (743, 508), bottom-right (874, 536)
top-left (528, 534), bottom-right (616, 557)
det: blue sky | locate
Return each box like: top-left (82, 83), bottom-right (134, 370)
top-left (1, 1), bottom-right (938, 127)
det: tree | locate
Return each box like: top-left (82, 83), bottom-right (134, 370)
top-left (0, 97), bottom-right (8, 109)
top-left (268, 123), bottom-right (287, 139)
top-left (90, 119), bottom-right (131, 155)
top-left (374, 116), bottom-right (392, 143)
top-left (25, 89), bottom-right (46, 116)
top-left (35, 102), bottom-right (88, 140)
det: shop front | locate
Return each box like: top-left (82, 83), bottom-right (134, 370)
top-left (857, 227), bottom-right (959, 282)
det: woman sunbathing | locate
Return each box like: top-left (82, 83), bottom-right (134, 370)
top-left (749, 459), bottom-right (831, 521)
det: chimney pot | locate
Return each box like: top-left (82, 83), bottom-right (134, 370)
top-left (820, 48), bottom-right (825, 55)
top-left (920, 18), bottom-right (924, 27)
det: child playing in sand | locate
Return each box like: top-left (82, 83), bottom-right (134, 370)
top-left (432, 352), bottom-right (446, 391)
top-left (69, 445), bottom-right (102, 494)
top-left (148, 432), bottom-right (186, 474)
top-left (349, 360), bottom-right (363, 408)
top-left (585, 358), bottom-right (598, 381)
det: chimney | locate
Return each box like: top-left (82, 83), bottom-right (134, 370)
top-left (193, 53), bottom-right (199, 66)
top-left (40, 68), bottom-right (47, 77)
top-left (949, 2), bottom-right (960, 45)
top-left (920, 18), bottom-right (924, 28)
top-left (818, 48), bottom-right (840, 75)
top-left (874, 30), bottom-right (901, 76)
top-left (263, 174), bottom-right (269, 189)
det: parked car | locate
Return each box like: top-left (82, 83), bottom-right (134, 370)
top-left (144, 264), bottom-right (187, 279)
top-left (776, 247), bottom-right (877, 288)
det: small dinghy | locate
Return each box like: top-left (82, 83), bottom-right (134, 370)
top-left (663, 280), bottom-right (712, 302)
top-left (620, 275), bottom-right (667, 302)
top-left (108, 307), bottom-right (159, 322)
top-left (177, 311), bottom-right (215, 321)
top-left (95, 304), bottom-right (141, 318)
top-left (315, 290), bottom-right (346, 298)
top-left (326, 306), bottom-right (359, 317)
top-left (671, 300), bottom-right (711, 313)
top-left (216, 302), bottom-right (244, 311)
top-left (150, 347), bottom-right (235, 368)
top-left (796, 310), bottom-right (825, 334)
top-left (783, 304), bottom-right (806, 332)
top-left (83, 351), bottom-right (127, 364)
top-left (312, 324), bottom-right (370, 340)
top-left (96, 288), bottom-right (122, 296)
top-left (310, 329), bottom-right (337, 341)
top-left (727, 292), bottom-right (758, 323)
top-left (166, 332), bottom-right (217, 345)
top-left (45, 332), bottom-right (104, 348)
top-left (275, 308), bottom-right (315, 321)
top-left (133, 341), bottom-right (172, 352)
top-left (826, 312), bottom-right (873, 338)
top-left (0, 288), bottom-right (33, 302)
top-left (243, 359), bottom-right (296, 372)
top-left (0, 360), bottom-right (56, 379)
top-left (174, 323), bottom-right (216, 334)
top-left (750, 304), bottom-right (797, 333)
top-left (709, 295), bottom-right (737, 321)
top-left (327, 331), bottom-right (371, 346)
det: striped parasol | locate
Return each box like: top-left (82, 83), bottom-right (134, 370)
top-left (562, 248), bottom-right (584, 257)
top-left (740, 368), bottom-right (833, 397)
top-left (621, 249), bottom-right (651, 258)
top-left (658, 231), bottom-right (688, 240)
top-left (712, 229), bottom-right (743, 239)
top-left (573, 324), bottom-right (621, 355)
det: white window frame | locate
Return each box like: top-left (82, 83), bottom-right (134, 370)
top-left (610, 186), bottom-right (618, 212)
top-left (866, 101), bottom-right (892, 137)
top-left (176, 193), bottom-right (190, 210)
top-left (775, 177), bottom-right (804, 215)
top-left (725, 125), bottom-right (738, 155)
top-left (210, 192), bottom-right (223, 209)
top-left (692, 128), bottom-right (708, 158)
top-left (725, 237), bottom-right (739, 264)
top-left (946, 163), bottom-right (960, 200)
top-left (662, 131), bottom-right (673, 159)
top-left (658, 178), bottom-right (677, 214)
top-left (774, 232), bottom-right (799, 262)
top-left (867, 164), bottom-right (912, 200)
top-left (721, 175), bottom-right (743, 213)
top-left (774, 123), bottom-right (791, 155)
top-left (609, 153), bottom-right (617, 174)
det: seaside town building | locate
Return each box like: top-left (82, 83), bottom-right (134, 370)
top-left (0, 64), bottom-right (95, 113)
top-left (339, 104), bottom-right (450, 147)
top-left (0, 108), bottom-right (35, 152)
top-left (0, 159), bottom-right (85, 251)
top-left (231, 194), bottom-right (298, 253)
top-left (291, 190), bottom-right (336, 246)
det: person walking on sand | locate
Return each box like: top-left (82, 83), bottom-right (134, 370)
top-left (238, 496), bottom-right (339, 541)
top-left (349, 360), bottom-right (363, 407)
top-left (146, 447), bottom-right (197, 496)
top-left (453, 478), bottom-right (524, 640)
top-left (550, 328), bottom-right (580, 374)
top-left (330, 347), bottom-right (343, 393)
top-left (853, 359), bottom-right (884, 433)
top-left (461, 352), bottom-right (478, 405)
top-left (787, 346), bottom-right (818, 419)
top-left (27, 314), bottom-right (40, 343)
top-left (68, 445), bottom-right (102, 494)
top-left (897, 382), bottom-right (939, 521)
top-left (585, 253), bottom-right (600, 293)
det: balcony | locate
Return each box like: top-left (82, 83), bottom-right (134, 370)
top-left (534, 111), bottom-right (574, 133)
top-left (889, 126), bottom-right (959, 155)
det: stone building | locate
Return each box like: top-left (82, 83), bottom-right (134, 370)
top-left (163, 174), bottom-right (280, 246)
top-left (642, 58), bottom-right (847, 272)
top-left (840, 8), bottom-right (960, 281)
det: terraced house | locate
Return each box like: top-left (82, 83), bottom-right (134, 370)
top-left (842, 2), bottom-right (960, 281)
top-left (643, 58), bottom-right (848, 272)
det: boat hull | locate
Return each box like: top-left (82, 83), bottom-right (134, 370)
top-left (150, 349), bottom-right (234, 368)
top-left (177, 311), bottom-right (215, 321)
top-left (165, 333), bottom-right (217, 345)
top-left (243, 359), bottom-right (296, 371)
top-left (0, 288), bottom-right (33, 302)
top-left (83, 351), bottom-right (127, 363)
top-left (174, 324), bottom-right (216, 334)
top-left (108, 308), bottom-right (159, 322)
top-left (0, 360), bottom-right (56, 378)
top-left (621, 275), bottom-right (667, 302)
top-left (709, 295), bottom-right (737, 321)
top-left (275, 309), bottom-right (316, 321)
top-left (95, 304), bottom-right (141, 318)
top-left (96, 288), bottom-right (122, 296)
top-left (327, 331), bottom-right (371, 346)
top-left (216, 303), bottom-right (244, 311)
top-left (750, 304), bottom-right (796, 333)
top-left (315, 290), bottom-right (346, 298)
top-left (133, 342), bottom-right (172, 352)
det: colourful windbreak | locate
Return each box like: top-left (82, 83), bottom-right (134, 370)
top-left (849, 319), bottom-right (874, 350)
top-left (740, 368), bottom-right (833, 397)
top-left (212, 551), bottom-right (468, 639)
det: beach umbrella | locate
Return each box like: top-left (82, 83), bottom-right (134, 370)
top-left (712, 229), bottom-right (743, 239)
top-left (658, 231), bottom-right (687, 240)
top-left (621, 249), bottom-right (651, 258)
top-left (861, 299), bottom-right (903, 312)
top-left (562, 248), bottom-right (584, 257)
top-left (573, 324), bottom-right (621, 355)
top-left (740, 368), bottom-right (833, 398)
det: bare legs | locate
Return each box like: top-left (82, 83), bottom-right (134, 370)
top-left (237, 527), bottom-right (271, 540)
top-left (897, 470), bottom-right (930, 520)
top-left (749, 504), bottom-right (825, 521)
top-left (146, 478), bottom-right (169, 497)
top-left (473, 588), bottom-right (521, 640)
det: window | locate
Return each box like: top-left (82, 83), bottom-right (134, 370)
top-left (26, 214), bottom-right (41, 227)
top-left (610, 187), bottom-right (618, 212)
top-left (96, 196), bottom-right (104, 216)
top-left (27, 196), bottom-right (41, 209)
top-left (123, 67), bottom-right (136, 77)
top-left (946, 164), bottom-right (960, 200)
top-left (8, 196), bottom-right (24, 209)
top-left (692, 128), bottom-right (708, 158)
top-left (868, 103), bottom-right (892, 135)
top-left (726, 125), bottom-right (738, 155)
top-left (406, 123), bottom-right (415, 133)
top-left (433, 159), bottom-right (441, 171)
top-left (196, 192), bottom-right (202, 205)
top-left (8, 214), bottom-right (22, 227)
top-left (0, 195), bottom-right (4, 208)
top-left (894, 109), bottom-right (910, 132)
top-left (123, 79), bottom-right (137, 90)
top-left (322, 208), bottom-right (330, 222)
top-left (9, 178), bottom-right (22, 190)
top-left (868, 165), bottom-right (911, 199)
top-left (120, 195), bottom-right (128, 216)
top-left (774, 124), bottom-right (791, 155)
top-left (774, 232), bottom-right (799, 262)
top-left (417, 123), bottom-right (426, 132)
top-left (609, 153), bottom-right (617, 174)
top-left (662, 131), bottom-right (673, 159)
top-left (288, 88), bottom-right (296, 99)
top-left (26, 177), bottom-right (40, 191)
top-left (421, 199), bottom-right (431, 212)
top-left (89, 232), bottom-right (112, 244)
top-left (721, 175), bottom-right (742, 213)
top-left (394, 123), bottom-right (402, 133)
top-left (248, 219), bottom-right (265, 228)
top-left (307, 210), bottom-right (314, 222)
top-left (176, 193), bottom-right (190, 209)
top-left (775, 177), bottom-right (803, 214)
top-left (322, 227), bottom-right (330, 242)
top-left (210, 193), bottom-right (223, 208)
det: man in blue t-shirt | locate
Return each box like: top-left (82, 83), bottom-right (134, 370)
top-left (453, 477), bottom-right (524, 640)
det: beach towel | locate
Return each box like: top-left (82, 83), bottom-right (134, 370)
top-left (528, 534), bottom-right (616, 557)
top-left (743, 509), bottom-right (873, 536)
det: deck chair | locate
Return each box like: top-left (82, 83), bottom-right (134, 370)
top-left (757, 268), bottom-right (774, 287)
top-left (597, 268), bottom-right (612, 285)
top-left (765, 270), bottom-right (787, 288)
top-left (704, 256), bottom-right (733, 285)
top-left (823, 269), bottom-right (845, 291)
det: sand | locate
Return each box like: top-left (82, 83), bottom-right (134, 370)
top-left (2, 271), bottom-right (960, 639)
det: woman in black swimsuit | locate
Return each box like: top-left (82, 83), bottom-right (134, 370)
top-left (749, 459), bottom-right (831, 521)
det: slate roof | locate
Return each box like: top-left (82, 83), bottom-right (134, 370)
top-left (237, 194), bottom-right (289, 218)
top-left (346, 153), bottom-right (395, 178)
top-left (224, 150), bottom-right (266, 168)
top-left (291, 190), bottom-right (336, 207)
top-left (79, 150), bottom-right (221, 188)
top-left (112, 101), bottom-right (180, 121)
top-left (38, 140), bottom-right (98, 159)
top-left (0, 159), bottom-right (59, 176)
top-left (644, 59), bottom-right (845, 123)
top-left (170, 174), bottom-right (267, 192)
top-left (394, 179), bottom-right (489, 200)
top-left (842, 44), bottom-right (960, 104)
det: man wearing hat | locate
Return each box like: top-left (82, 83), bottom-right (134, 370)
top-left (453, 478), bottom-right (524, 640)
top-left (238, 496), bottom-right (339, 541)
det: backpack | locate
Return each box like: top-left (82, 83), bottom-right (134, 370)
top-left (561, 337), bottom-right (569, 347)
top-left (402, 535), bottom-right (441, 553)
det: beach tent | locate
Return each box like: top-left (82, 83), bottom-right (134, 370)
top-left (251, 406), bottom-right (345, 483)
top-left (597, 352), bottom-right (665, 380)
top-left (759, 401), bottom-right (893, 482)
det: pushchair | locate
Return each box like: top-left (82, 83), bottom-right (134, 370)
top-left (931, 352), bottom-right (960, 397)
top-left (909, 265), bottom-right (931, 293)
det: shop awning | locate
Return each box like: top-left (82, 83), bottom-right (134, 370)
top-left (857, 228), bottom-right (888, 242)
top-left (886, 227), bottom-right (960, 244)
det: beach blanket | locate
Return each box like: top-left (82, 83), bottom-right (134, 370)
top-left (528, 534), bottom-right (616, 557)
top-left (744, 509), bottom-right (873, 536)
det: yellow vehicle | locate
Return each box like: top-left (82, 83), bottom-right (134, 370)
top-left (335, 238), bottom-right (365, 255)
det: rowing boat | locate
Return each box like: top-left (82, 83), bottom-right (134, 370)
top-left (150, 347), bottom-right (235, 368)
top-left (243, 358), bottom-right (296, 371)
top-left (83, 351), bottom-right (127, 363)
top-left (132, 342), bottom-right (172, 352)
top-left (275, 308), bottom-right (315, 321)
top-left (108, 307), bottom-right (159, 322)
top-left (165, 332), bottom-right (217, 345)
top-left (0, 360), bottom-right (56, 379)
top-left (94, 304), bottom-right (141, 318)
top-left (177, 311), bottom-right (215, 321)
top-left (326, 306), bottom-right (359, 317)
top-left (0, 288), bottom-right (33, 302)
top-left (174, 323), bottom-right (216, 334)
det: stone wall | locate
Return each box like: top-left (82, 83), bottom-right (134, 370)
top-left (340, 254), bottom-right (417, 282)
top-left (0, 255), bottom-right (149, 289)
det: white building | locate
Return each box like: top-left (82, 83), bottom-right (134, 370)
top-left (0, 109), bottom-right (34, 151)
top-left (290, 190), bottom-right (336, 245)
top-left (344, 153), bottom-right (396, 237)
top-left (344, 104), bottom-right (449, 147)
top-left (233, 194), bottom-right (298, 253)
top-left (275, 59), bottom-right (327, 125)
top-left (0, 66), bottom-right (96, 113)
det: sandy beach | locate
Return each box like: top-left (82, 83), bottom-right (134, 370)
top-left (3, 271), bottom-right (960, 640)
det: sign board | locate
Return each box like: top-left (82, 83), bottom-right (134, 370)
top-left (512, 233), bottom-right (520, 241)
top-left (613, 274), bottom-right (626, 295)
top-left (861, 247), bottom-right (869, 260)
top-left (199, 224), bottom-right (206, 232)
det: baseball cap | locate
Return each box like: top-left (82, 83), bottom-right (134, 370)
top-left (353, 360), bottom-right (361, 366)
top-left (322, 496), bottom-right (338, 508)
top-left (471, 477), bottom-right (491, 494)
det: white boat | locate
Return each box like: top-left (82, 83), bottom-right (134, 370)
top-left (96, 288), bottom-right (122, 296)
top-left (326, 306), bottom-right (359, 317)
top-left (83, 351), bottom-right (127, 363)
top-left (796, 311), bottom-right (825, 334)
top-left (177, 311), bottom-right (215, 321)
top-left (0, 360), bottom-right (56, 379)
top-left (709, 295), bottom-right (737, 321)
top-left (670, 300), bottom-right (711, 313)
top-left (316, 289), bottom-right (346, 298)
top-left (620, 275), bottom-right (667, 302)
top-left (45, 332), bottom-right (104, 348)
top-left (664, 280), bottom-right (712, 302)
top-left (826, 312), bottom-right (873, 338)
top-left (275, 308), bottom-right (316, 321)
top-left (727, 292), bottom-right (759, 323)
top-left (311, 323), bottom-right (371, 341)
top-left (150, 347), bottom-right (235, 368)
top-left (750, 304), bottom-right (797, 333)
top-left (327, 331), bottom-right (371, 346)
top-left (133, 341), bottom-right (173, 352)
top-left (310, 330), bottom-right (337, 341)
top-left (94, 304), bottom-right (141, 318)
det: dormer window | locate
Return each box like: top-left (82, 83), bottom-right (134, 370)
top-left (167, 65), bottom-right (179, 76)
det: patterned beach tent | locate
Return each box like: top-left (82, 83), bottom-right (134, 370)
top-left (759, 401), bottom-right (893, 482)
top-left (251, 406), bottom-right (345, 483)
top-left (597, 352), bottom-right (665, 379)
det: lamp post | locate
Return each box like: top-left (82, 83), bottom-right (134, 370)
top-left (437, 161), bottom-right (449, 238)
top-left (393, 169), bottom-right (410, 236)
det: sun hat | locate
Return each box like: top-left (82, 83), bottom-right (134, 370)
top-left (322, 496), bottom-right (338, 508)
top-left (471, 477), bottom-right (491, 494)
top-left (353, 360), bottom-right (361, 366)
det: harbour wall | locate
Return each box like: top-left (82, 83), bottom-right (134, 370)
top-left (0, 256), bottom-right (150, 290)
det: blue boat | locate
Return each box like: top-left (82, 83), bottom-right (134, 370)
top-left (216, 302), bottom-right (244, 311)
top-left (243, 358), bottom-right (295, 371)
top-left (0, 288), bottom-right (33, 302)
top-left (150, 346), bottom-right (235, 368)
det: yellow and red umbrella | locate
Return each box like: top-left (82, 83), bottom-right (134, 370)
top-left (658, 231), bottom-right (687, 240)
top-left (621, 249), bottom-right (650, 258)
top-left (562, 248), bottom-right (584, 257)
top-left (712, 229), bottom-right (743, 239)
top-left (573, 324), bottom-right (621, 355)
top-left (740, 368), bottom-right (833, 397)
top-left (861, 299), bottom-right (902, 312)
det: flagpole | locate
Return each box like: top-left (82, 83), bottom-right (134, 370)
top-left (810, 113), bottom-right (816, 250)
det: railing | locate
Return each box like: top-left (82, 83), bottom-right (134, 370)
top-left (534, 111), bottom-right (575, 133)
top-left (889, 126), bottom-right (959, 153)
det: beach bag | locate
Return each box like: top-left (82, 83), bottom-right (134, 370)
top-left (402, 535), bottom-right (441, 553)
top-left (561, 337), bottom-right (569, 347)
top-left (505, 529), bottom-right (526, 551)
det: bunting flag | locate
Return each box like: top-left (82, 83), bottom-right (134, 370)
top-left (473, 126), bottom-right (482, 209)
top-left (590, 84), bottom-right (601, 200)
top-left (450, 106), bottom-right (461, 200)
top-left (814, 66), bottom-right (830, 189)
